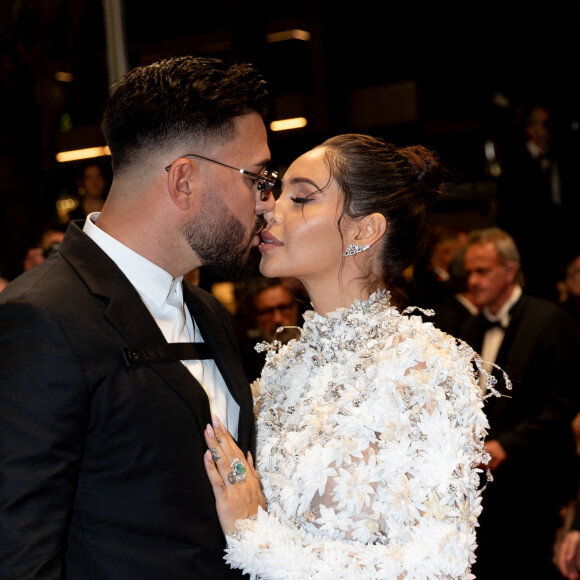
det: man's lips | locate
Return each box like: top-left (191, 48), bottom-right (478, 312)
top-left (250, 220), bottom-right (267, 246)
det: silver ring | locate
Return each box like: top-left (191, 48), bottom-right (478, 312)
top-left (230, 458), bottom-right (247, 482)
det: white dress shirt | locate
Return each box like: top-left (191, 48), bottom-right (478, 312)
top-left (479, 284), bottom-right (522, 392)
top-left (83, 213), bottom-right (239, 437)
top-left (526, 140), bottom-right (562, 206)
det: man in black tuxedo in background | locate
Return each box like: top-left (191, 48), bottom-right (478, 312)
top-left (460, 228), bottom-right (580, 579)
top-left (0, 56), bottom-right (277, 579)
top-left (496, 105), bottom-right (580, 300)
top-left (430, 246), bottom-right (479, 338)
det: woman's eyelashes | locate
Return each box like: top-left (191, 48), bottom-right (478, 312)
top-left (290, 196), bottom-right (313, 204)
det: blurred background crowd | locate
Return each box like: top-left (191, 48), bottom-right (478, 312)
top-left (2, 0), bottom-right (580, 289)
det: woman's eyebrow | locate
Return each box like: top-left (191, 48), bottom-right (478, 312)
top-left (285, 176), bottom-right (322, 190)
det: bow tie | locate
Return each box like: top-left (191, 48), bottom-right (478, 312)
top-left (481, 317), bottom-right (507, 333)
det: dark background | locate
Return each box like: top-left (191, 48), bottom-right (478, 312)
top-left (1, 0), bottom-right (580, 280)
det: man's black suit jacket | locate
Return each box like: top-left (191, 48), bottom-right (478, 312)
top-left (461, 293), bottom-right (580, 503)
top-left (0, 222), bottom-right (254, 579)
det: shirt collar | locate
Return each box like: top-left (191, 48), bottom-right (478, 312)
top-left (83, 212), bottom-right (182, 309)
top-left (526, 140), bottom-right (547, 160)
top-left (482, 284), bottom-right (522, 327)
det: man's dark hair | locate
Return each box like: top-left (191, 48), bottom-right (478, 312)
top-left (101, 56), bottom-right (270, 171)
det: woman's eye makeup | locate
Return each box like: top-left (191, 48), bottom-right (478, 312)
top-left (290, 196), bottom-right (313, 204)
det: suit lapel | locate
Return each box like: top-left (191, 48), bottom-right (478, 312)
top-left (184, 285), bottom-right (253, 451)
top-left (493, 294), bottom-right (526, 369)
top-left (184, 288), bottom-right (244, 404)
top-left (60, 222), bottom-right (214, 431)
top-left (107, 280), bottom-right (215, 433)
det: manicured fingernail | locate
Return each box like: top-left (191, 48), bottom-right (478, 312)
top-left (206, 424), bottom-right (214, 437)
top-left (204, 449), bottom-right (212, 462)
top-left (212, 415), bottom-right (220, 429)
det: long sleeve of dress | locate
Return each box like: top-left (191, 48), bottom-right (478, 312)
top-left (225, 293), bottom-right (489, 579)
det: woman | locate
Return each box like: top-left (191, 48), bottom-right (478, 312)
top-left (204, 134), bottom-right (493, 578)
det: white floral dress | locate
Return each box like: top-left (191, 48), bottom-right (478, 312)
top-left (226, 291), bottom-right (490, 579)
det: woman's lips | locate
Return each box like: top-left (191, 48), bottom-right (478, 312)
top-left (259, 231), bottom-right (282, 252)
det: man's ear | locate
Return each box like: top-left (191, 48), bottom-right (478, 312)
top-left (166, 158), bottom-right (198, 210)
top-left (349, 212), bottom-right (387, 248)
top-left (504, 260), bottom-right (519, 283)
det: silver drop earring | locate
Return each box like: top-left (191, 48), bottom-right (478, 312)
top-left (343, 243), bottom-right (371, 257)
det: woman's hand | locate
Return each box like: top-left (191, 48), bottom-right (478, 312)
top-left (204, 415), bottom-right (266, 537)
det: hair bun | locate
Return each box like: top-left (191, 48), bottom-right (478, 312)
top-left (400, 145), bottom-right (447, 204)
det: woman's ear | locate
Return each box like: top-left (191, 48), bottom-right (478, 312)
top-left (350, 212), bottom-right (387, 248)
top-left (166, 158), bottom-right (198, 211)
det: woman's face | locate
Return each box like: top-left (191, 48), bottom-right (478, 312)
top-left (259, 147), bottom-right (350, 286)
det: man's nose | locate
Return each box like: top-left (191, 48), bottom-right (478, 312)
top-left (271, 308), bottom-right (284, 324)
top-left (256, 190), bottom-right (275, 216)
top-left (263, 202), bottom-right (281, 226)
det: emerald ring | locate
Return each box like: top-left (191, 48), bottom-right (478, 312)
top-left (230, 458), bottom-right (247, 482)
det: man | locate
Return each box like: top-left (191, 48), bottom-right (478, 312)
top-left (68, 160), bottom-right (109, 220)
top-left (21, 221), bottom-right (66, 272)
top-left (559, 498), bottom-right (580, 579)
top-left (430, 246), bottom-right (479, 338)
top-left (0, 56), bottom-right (276, 579)
top-left (557, 252), bottom-right (580, 337)
top-left (412, 225), bottom-right (468, 310)
top-left (460, 227), bottom-right (580, 579)
top-left (246, 276), bottom-right (300, 344)
top-left (496, 105), bottom-right (579, 300)
top-left (234, 276), bottom-right (301, 381)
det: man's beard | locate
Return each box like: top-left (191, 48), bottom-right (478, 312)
top-left (182, 195), bottom-right (264, 282)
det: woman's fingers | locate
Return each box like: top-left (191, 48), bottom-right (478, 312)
top-left (203, 419), bottom-right (264, 537)
top-left (204, 424), bottom-right (223, 462)
top-left (211, 416), bottom-right (241, 457)
top-left (204, 449), bottom-right (226, 491)
top-left (204, 423), bottom-right (231, 482)
top-left (205, 417), bottom-right (249, 487)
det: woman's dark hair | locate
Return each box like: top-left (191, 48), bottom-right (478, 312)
top-left (317, 134), bottom-right (446, 293)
